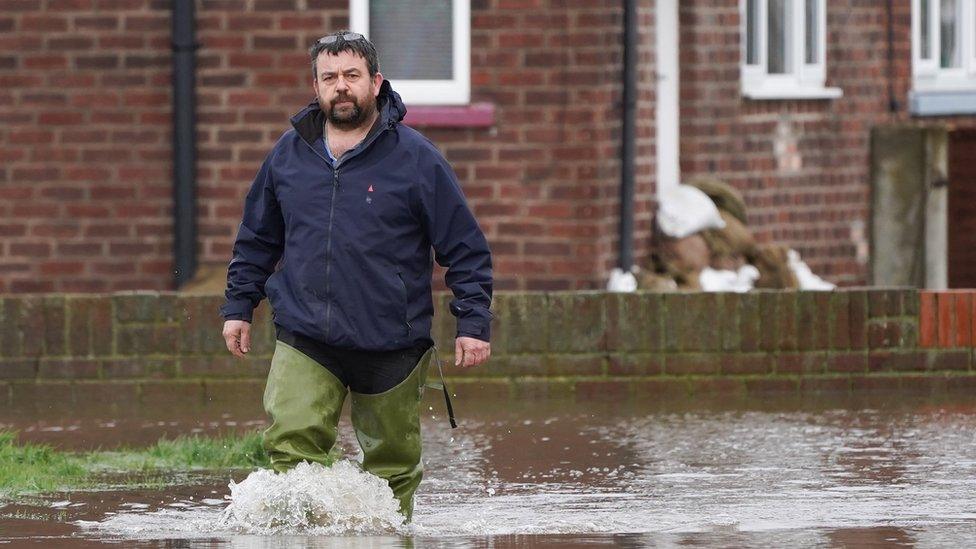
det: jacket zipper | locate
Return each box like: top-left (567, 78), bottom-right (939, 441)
top-left (298, 122), bottom-right (392, 339)
top-left (325, 166), bottom-right (339, 333)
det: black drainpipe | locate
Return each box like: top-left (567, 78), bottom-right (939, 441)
top-left (171, 2), bottom-right (198, 288)
top-left (619, 0), bottom-right (637, 271)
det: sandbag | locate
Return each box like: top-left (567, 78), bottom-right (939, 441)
top-left (655, 185), bottom-right (726, 239)
top-left (700, 210), bottom-right (757, 271)
top-left (751, 244), bottom-right (799, 289)
top-left (653, 232), bottom-right (710, 290)
top-left (686, 175), bottom-right (749, 226)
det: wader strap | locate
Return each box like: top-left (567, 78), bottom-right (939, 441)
top-left (428, 347), bottom-right (458, 429)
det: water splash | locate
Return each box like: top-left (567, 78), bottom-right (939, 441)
top-left (217, 460), bottom-right (406, 535)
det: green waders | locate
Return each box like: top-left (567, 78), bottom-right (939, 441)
top-left (350, 346), bottom-right (432, 521)
top-left (262, 341), bottom-right (433, 521)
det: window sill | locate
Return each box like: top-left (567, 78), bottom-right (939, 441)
top-left (402, 103), bottom-right (495, 128)
top-left (742, 86), bottom-right (843, 100)
top-left (909, 89), bottom-right (976, 116)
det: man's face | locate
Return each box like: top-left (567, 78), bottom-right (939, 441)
top-left (313, 50), bottom-right (383, 130)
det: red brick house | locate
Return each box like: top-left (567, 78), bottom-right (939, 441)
top-left (0, 0), bottom-right (974, 293)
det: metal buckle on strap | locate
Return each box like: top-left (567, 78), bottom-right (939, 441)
top-left (427, 346), bottom-right (457, 429)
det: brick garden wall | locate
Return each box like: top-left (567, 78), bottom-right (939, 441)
top-left (1, 289), bottom-right (974, 406)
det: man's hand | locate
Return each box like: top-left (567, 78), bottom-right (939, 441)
top-left (455, 336), bottom-right (490, 368)
top-left (223, 320), bottom-right (251, 359)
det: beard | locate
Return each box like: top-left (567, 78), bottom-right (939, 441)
top-left (321, 92), bottom-right (377, 131)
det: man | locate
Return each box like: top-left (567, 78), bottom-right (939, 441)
top-left (219, 30), bottom-right (492, 521)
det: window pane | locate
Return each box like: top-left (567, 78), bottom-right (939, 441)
top-left (804, 0), bottom-right (819, 64)
top-left (940, 0), bottom-right (960, 67)
top-left (767, 0), bottom-right (789, 73)
top-left (746, 0), bottom-right (759, 64)
top-left (369, 0), bottom-right (453, 80)
top-left (920, 0), bottom-right (931, 59)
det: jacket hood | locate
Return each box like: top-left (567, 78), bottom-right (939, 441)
top-left (290, 80), bottom-right (407, 145)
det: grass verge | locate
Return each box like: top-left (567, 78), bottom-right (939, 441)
top-left (0, 430), bottom-right (274, 497)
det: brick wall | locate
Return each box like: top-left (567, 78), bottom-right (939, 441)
top-left (433, 0), bottom-right (655, 290)
top-left (2, 290), bottom-right (975, 404)
top-left (0, 0), bottom-right (175, 293)
top-left (0, 0), bottom-right (654, 293)
top-left (678, 0), bottom-right (976, 287)
top-left (3, 1), bottom-right (972, 294)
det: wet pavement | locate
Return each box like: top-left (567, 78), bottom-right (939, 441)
top-left (2, 391), bottom-right (976, 547)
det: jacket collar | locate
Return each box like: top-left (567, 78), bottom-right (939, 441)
top-left (289, 80), bottom-right (407, 147)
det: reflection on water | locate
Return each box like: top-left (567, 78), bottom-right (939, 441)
top-left (2, 392), bottom-right (976, 546)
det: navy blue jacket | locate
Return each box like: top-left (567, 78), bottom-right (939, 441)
top-left (220, 82), bottom-right (493, 351)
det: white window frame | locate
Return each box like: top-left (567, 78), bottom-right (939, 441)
top-left (739, 0), bottom-right (842, 99)
top-left (350, 0), bottom-right (470, 105)
top-left (912, 0), bottom-right (976, 92)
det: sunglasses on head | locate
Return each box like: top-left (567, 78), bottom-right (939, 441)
top-left (317, 32), bottom-right (365, 45)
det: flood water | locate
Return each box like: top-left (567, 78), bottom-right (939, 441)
top-left (2, 388), bottom-right (976, 547)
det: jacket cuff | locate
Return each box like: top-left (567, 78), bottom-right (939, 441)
top-left (456, 318), bottom-right (490, 343)
top-left (219, 299), bottom-right (254, 323)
